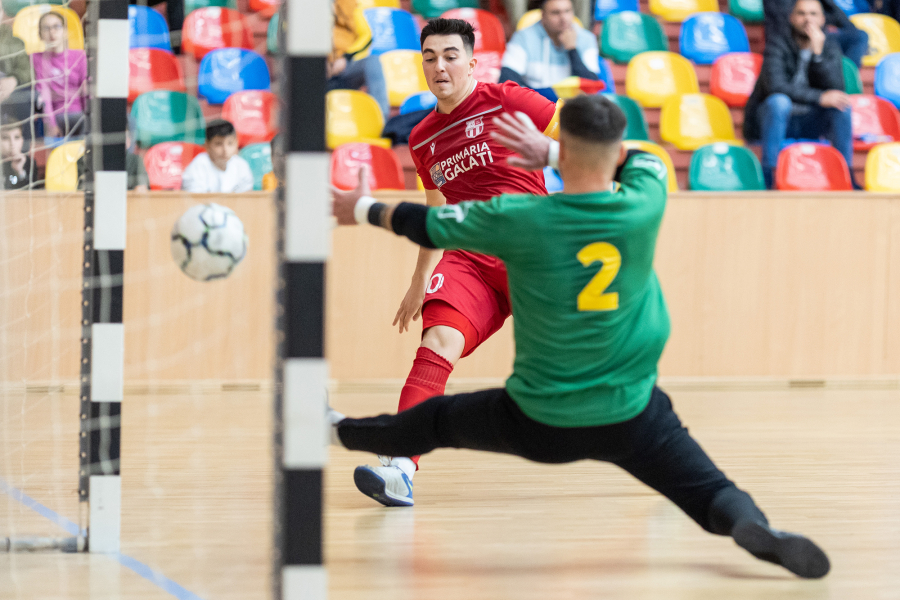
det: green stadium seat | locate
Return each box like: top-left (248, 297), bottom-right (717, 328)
top-left (689, 142), bottom-right (765, 190)
top-left (131, 91), bottom-right (206, 148)
top-left (185, 0), bottom-right (237, 16)
top-left (1, 0), bottom-right (63, 20)
top-left (603, 94), bottom-right (650, 141)
top-left (601, 11), bottom-right (668, 64)
top-left (728, 0), bottom-right (763, 23)
top-left (267, 13), bottom-right (280, 54)
top-left (239, 143), bottom-right (273, 191)
top-left (411, 0), bottom-right (477, 18)
top-left (843, 56), bottom-right (863, 94)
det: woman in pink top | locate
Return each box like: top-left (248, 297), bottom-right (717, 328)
top-left (31, 12), bottom-right (86, 137)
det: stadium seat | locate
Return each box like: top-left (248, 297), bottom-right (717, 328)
top-left (143, 142), bottom-right (206, 190)
top-left (45, 140), bottom-right (84, 191)
top-left (331, 143), bottom-right (405, 191)
top-left (380, 50), bottom-right (429, 107)
top-left (358, 0), bottom-right (401, 8)
top-left (364, 8), bottom-right (420, 55)
top-left (517, 8), bottom-right (583, 30)
top-left (400, 90), bottom-right (437, 114)
top-left (239, 143), bottom-right (273, 191)
top-left (131, 91), bottom-right (206, 148)
top-left (874, 53), bottom-right (900, 108)
top-left (595, 0), bottom-right (639, 21)
top-left (679, 13), bottom-right (750, 65)
top-left (249, 0), bottom-right (280, 18)
top-left (13, 5), bottom-right (83, 54)
top-left (625, 51), bottom-right (699, 108)
top-left (864, 142), bottom-right (900, 191)
top-left (267, 13), bottom-right (280, 54)
top-left (649, 0), bottom-right (719, 22)
top-left (622, 140), bottom-right (678, 191)
top-left (128, 48), bottom-right (187, 104)
top-left (413, 0), bottom-right (477, 18)
top-left (221, 90), bottom-right (279, 147)
top-left (127, 5), bottom-right (171, 52)
top-left (597, 58), bottom-right (617, 93)
top-left (689, 142), bottom-right (765, 190)
top-left (182, 7), bottom-right (254, 61)
top-left (660, 93), bottom-right (738, 149)
top-left (601, 12), bottom-right (668, 64)
top-left (709, 52), bottom-right (762, 107)
top-left (728, 0), bottom-right (763, 23)
top-left (850, 94), bottom-right (900, 150)
top-left (441, 7), bottom-right (504, 81)
top-left (849, 13), bottom-right (900, 67)
top-left (603, 94), bottom-right (649, 140)
top-left (326, 89), bottom-right (391, 149)
top-left (843, 56), bottom-right (864, 94)
top-left (185, 0), bottom-right (237, 14)
top-left (775, 143), bottom-right (852, 190)
top-left (834, 0), bottom-right (870, 17)
top-left (197, 48), bottom-right (271, 105)
top-left (543, 166), bottom-right (564, 192)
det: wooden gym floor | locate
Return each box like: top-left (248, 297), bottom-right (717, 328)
top-left (2, 385), bottom-right (900, 599)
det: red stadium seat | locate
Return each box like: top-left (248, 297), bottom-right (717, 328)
top-left (182, 7), bottom-right (253, 61)
top-left (330, 143), bottom-right (405, 191)
top-left (850, 94), bottom-right (900, 151)
top-left (144, 142), bottom-right (206, 190)
top-left (441, 8), bottom-right (505, 83)
top-left (249, 0), bottom-right (280, 17)
top-left (709, 52), bottom-right (762, 108)
top-left (221, 90), bottom-right (279, 147)
top-left (128, 48), bottom-right (187, 104)
top-left (775, 143), bottom-right (852, 191)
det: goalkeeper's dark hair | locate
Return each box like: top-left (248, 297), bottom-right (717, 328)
top-left (205, 119), bottom-right (236, 141)
top-left (420, 18), bottom-right (476, 55)
top-left (560, 95), bottom-right (627, 145)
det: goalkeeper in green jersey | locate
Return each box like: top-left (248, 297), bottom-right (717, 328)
top-left (330, 94), bottom-right (830, 579)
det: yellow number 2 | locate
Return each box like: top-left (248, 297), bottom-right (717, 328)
top-left (576, 242), bottom-right (621, 311)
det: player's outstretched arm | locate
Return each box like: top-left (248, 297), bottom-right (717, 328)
top-left (490, 112), bottom-right (557, 172)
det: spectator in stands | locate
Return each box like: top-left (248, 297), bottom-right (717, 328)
top-left (262, 133), bottom-right (283, 191)
top-left (76, 118), bottom-right (148, 191)
top-left (182, 119), bottom-right (254, 193)
top-left (745, 0), bottom-right (858, 189)
top-left (1, 113), bottom-right (40, 190)
top-left (867, 0), bottom-right (900, 23)
top-left (0, 5), bottom-right (34, 129)
top-left (327, 0), bottom-right (390, 119)
top-left (499, 0), bottom-right (600, 89)
top-left (764, 0), bottom-right (869, 66)
top-left (31, 12), bottom-right (87, 137)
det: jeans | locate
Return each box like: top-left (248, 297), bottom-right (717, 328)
top-left (827, 28), bottom-right (869, 68)
top-left (759, 93), bottom-right (854, 186)
top-left (327, 55), bottom-right (390, 119)
top-left (338, 386), bottom-right (767, 534)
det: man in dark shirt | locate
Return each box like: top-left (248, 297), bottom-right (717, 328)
top-left (765, 0), bottom-right (869, 66)
top-left (744, 0), bottom-right (857, 189)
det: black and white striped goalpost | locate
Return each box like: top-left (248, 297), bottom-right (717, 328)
top-left (275, 0), bottom-right (331, 597)
top-left (80, 0), bottom-right (129, 554)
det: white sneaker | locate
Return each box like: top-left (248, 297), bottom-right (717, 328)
top-left (354, 456), bottom-right (414, 507)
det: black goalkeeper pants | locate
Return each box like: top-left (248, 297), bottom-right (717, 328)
top-left (337, 386), bottom-right (767, 534)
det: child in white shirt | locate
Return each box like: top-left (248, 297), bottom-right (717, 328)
top-left (181, 119), bottom-right (254, 193)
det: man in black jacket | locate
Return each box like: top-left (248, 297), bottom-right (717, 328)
top-left (764, 0), bottom-right (868, 66)
top-left (744, 0), bottom-right (857, 189)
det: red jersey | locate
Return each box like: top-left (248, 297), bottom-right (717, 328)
top-left (409, 81), bottom-right (556, 204)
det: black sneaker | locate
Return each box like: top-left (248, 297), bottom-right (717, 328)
top-left (732, 521), bottom-right (830, 579)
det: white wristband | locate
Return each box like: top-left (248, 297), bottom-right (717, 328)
top-left (354, 195), bottom-right (377, 225)
top-left (547, 141), bottom-right (560, 170)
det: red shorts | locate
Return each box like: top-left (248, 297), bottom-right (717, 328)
top-left (421, 250), bottom-right (511, 358)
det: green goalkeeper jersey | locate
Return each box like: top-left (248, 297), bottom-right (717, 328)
top-left (425, 154), bottom-right (671, 427)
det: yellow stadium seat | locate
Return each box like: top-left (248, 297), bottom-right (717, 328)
top-left (326, 90), bottom-right (392, 150)
top-left (625, 51), bottom-right (699, 108)
top-left (13, 5), bottom-right (84, 55)
top-left (357, 0), bottom-right (401, 9)
top-left (417, 175), bottom-right (426, 191)
top-left (380, 50), bottom-right (429, 107)
top-left (659, 93), bottom-right (739, 150)
top-left (516, 8), bottom-right (583, 30)
top-left (648, 0), bottom-right (718, 21)
top-left (849, 14), bottom-right (900, 67)
top-left (45, 140), bottom-right (85, 191)
top-left (865, 142), bottom-right (900, 191)
top-left (622, 140), bottom-right (678, 191)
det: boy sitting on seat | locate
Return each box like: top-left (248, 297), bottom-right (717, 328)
top-left (181, 119), bottom-right (254, 193)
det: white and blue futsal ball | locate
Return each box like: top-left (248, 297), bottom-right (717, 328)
top-left (171, 203), bottom-right (248, 281)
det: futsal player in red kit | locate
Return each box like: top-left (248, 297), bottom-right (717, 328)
top-left (353, 18), bottom-right (565, 506)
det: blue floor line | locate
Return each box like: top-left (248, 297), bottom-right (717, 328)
top-left (1, 476), bottom-right (206, 600)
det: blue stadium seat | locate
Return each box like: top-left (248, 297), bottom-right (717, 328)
top-left (400, 91), bottom-right (438, 114)
top-left (598, 57), bottom-right (616, 93)
top-left (543, 167), bottom-right (563, 192)
top-left (363, 8), bottom-right (420, 55)
top-left (833, 0), bottom-right (869, 16)
top-left (594, 0), bottom-right (638, 22)
top-left (197, 48), bottom-right (271, 105)
top-left (129, 5), bottom-right (172, 51)
top-left (680, 13), bottom-right (749, 64)
top-left (875, 53), bottom-right (900, 109)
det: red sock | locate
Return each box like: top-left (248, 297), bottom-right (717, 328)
top-left (397, 347), bottom-right (454, 467)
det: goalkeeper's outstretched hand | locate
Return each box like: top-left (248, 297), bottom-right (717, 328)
top-left (491, 112), bottom-right (551, 172)
top-left (331, 167), bottom-right (371, 226)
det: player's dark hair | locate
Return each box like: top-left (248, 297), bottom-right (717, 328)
top-left (560, 95), bottom-right (627, 145)
top-left (420, 18), bottom-right (476, 55)
top-left (205, 119), bottom-right (236, 141)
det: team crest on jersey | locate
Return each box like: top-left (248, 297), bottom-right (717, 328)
top-left (465, 117), bottom-right (484, 139)
top-left (430, 162), bottom-right (447, 187)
